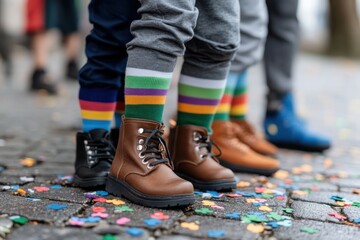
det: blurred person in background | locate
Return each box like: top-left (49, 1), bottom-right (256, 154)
top-left (27, 0), bottom-right (81, 95)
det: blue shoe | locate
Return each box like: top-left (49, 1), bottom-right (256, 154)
top-left (263, 94), bottom-right (331, 152)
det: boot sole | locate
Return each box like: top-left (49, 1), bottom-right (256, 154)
top-left (219, 160), bottom-right (279, 177)
top-left (270, 142), bottom-right (330, 152)
top-left (176, 173), bottom-right (236, 192)
top-left (73, 174), bottom-right (107, 188)
top-left (106, 175), bottom-right (195, 208)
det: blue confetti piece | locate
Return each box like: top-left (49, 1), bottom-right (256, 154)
top-left (266, 222), bottom-right (279, 228)
top-left (84, 216), bottom-right (101, 223)
top-left (207, 230), bottom-right (225, 238)
top-left (10, 185), bottom-right (20, 191)
top-left (253, 203), bottom-right (261, 207)
top-left (127, 227), bottom-right (144, 236)
top-left (247, 212), bottom-right (266, 217)
top-left (26, 198), bottom-right (41, 201)
top-left (353, 218), bottom-right (360, 224)
top-left (144, 218), bottom-right (161, 227)
top-left (96, 190), bottom-right (109, 196)
top-left (225, 212), bottom-right (241, 219)
top-left (46, 203), bottom-right (67, 211)
top-left (50, 185), bottom-right (62, 189)
top-left (194, 191), bottom-right (203, 195)
top-left (206, 191), bottom-right (221, 198)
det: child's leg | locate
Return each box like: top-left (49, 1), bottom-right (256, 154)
top-left (170, 0), bottom-right (240, 191)
top-left (230, 71), bottom-right (248, 120)
top-left (108, 0), bottom-right (198, 207)
top-left (74, 0), bottom-right (139, 188)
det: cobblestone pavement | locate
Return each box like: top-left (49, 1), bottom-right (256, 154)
top-left (0, 53), bottom-right (360, 239)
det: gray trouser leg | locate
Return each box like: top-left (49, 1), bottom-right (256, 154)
top-left (126, 0), bottom-right (198, 72)
top-left (265, 0), bottom-right (299, 99)
top-left (230, 0), bottom-right (268, 73)
top-left (182, 0), bottom-right (240, 80)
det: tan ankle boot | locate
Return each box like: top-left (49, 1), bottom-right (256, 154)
top-left (231, 119), bottom-right (278, 156)
top-left (106, 118), bottom-right (194, 208)
top-left (169, 125), bottom-right (236, 191)
top-left (212, 121), bottom-right (280, 176)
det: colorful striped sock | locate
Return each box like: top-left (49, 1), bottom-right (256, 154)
top-left (177, 75), bottom-right (226, 131)
top-left (114, 85), bottom-right (125, 128)
top-left (124, 68), bottom-right (172, 123)
top-left (230, 71), bottom-right (248, 120)
top-left (79, 87), bottom-right (117, 132)
top-left (213, 73), bottom-right (238, 121)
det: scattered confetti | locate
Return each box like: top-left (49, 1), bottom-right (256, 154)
top-left (9, 216), bottom-right (28, 225)
top-left (20, 158), bottom-right (37, 167)
top-left (259, 206), bottom-right (272, 212)
top-left (225, 212), bottom-right (241, 219)
top-left (20, 176), bottom-right (34, 182)
top-left (91, 213), bottom-right (109, 219)
top-left (116, 217), bottom-right (131, 225)
top-left (282, 208), bottom-right (294, 214)
top-left (114, 206), bottom-right (133, 213)
top-left (273, 170), bottom-right (289, 180)
top-left (106, 199), bottom-right (125, 206)
top-left (144, 218), bottom-right (161, 227)
top-left (328, 212), bottom-right (347, 221)
top-left (92, 206), bottom-right (106, 213)
top-left (102, 234), bottom-right (119, 240)
top-left (292, 190), bottom-right (308, 195)
top-left (202, 200), bottom-right (216, 206)
top-left (247, 224), bottom-right (264, 233)
top-left (181, 222), bottom-right (199, 231)
top-left (207, 230), bottom-right (225, 237)
top-left (96, 191), bottom-right (109, 196)
top-left (151, 212), bottom-right (169, 220)
top-left (237, 181), bottom-right (251, 188)
top-left (34, 186), bottom-right (50, 192)
top-left (93, 198), bottom-right (107, 203)
top-left (47, 203), bottom-right (67, 211)
top-left (300, 227), bottom-right (319, 234)
top-left (16, 189), bottom-right (26, 196)
top-left (126, 228), bottom-right (144, 237)
top-left (195, 208), bottom-right (213, 215)
top-left (50, 185), bottom-right (62, 189)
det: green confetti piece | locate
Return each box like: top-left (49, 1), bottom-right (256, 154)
top-left (261, 193), bottom-right (274, 199)
top-left (267, 212), bottom-right (285, 221)
top-left (195, 208), bottom-right (213, 215)
top-left (352, 202), bottom-right (360, 207)
top-left (9, 216), bottom-right (28, 225)
top-left (244, 214), bottom-right (268, 223)
top-left (102, 234), bottom-right (119, 240)
top-left (115, 205), bottom-right (133, 212)
top-left (282, 208), bottom-right (294, 214)
top-left (300, 227), bottom-right (319, 234)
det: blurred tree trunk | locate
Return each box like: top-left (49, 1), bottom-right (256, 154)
top-left (328, 0), bottom-right (360, 58)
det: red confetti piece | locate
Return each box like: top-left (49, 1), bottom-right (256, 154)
top-left (151, 212), bottom-right (170, 220)
top-left (34, 186), bottom-right (50, 192)
top-left (328, 212), bottom-right (347, 220)
top-left (92, 206), bottom-right (106, 213)
top-left (277, 196), bottom-right (285, 201)
top-left (93, 198), bottom-right (107, 203)
top-left (255, 187), bottom-right (266, 193)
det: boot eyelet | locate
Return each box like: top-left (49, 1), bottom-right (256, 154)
top-left (138, 139), bottom-right (144, 144)
top-left (141, 158), bottom-right (147, 164)
top-left (147, 163), bottom-right (154, 169)
top-left (200, 154), bottom-right (205, 158)
top-left (193, 132), bottom-right (201, 141)
top-left (87, 150), bottom-right (93, 155)
top-left (138, 128), bottom-right (144, 134)
top-left (84, 140), bottom-right (88, 145)
top-left (137, 145), bottom-right (143, 151)
top-left (139, 152), bottom-right (145, 159)
top-left (194, 146), bottom-right (200, 152)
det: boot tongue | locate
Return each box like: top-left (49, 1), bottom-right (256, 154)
top-left (88, 129), bottom-right (109, 140)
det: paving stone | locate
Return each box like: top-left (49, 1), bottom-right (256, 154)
top-left (158, 235), bottom-right (197, 240)
top-left (291, 201), bottom-right (340, 222)
top-left (1, 164), bottom-right (74, 177)
top-left (173, 215), bottom-right (259, 240)
top-left (82, 201), bottom-right (185, 230)
top-left (291, 182), bottom-right (338, 192)
top-left (22, 183), bottom-right (89, 203)
top-left (330, 178), bottom-right (360, 189)
top-left (0, 155), bottom-right (25, 168)
top-left (0, 192), bottom-right (83, 224)
top-left (272, 219), bottom-right (360, 240)
top-left (92, 221), bottom-right (151, 239)
top-left (7, 224), bottom-right (99, 240)
top-left (342, 206), bottom-right (360, 223)
top-left (291, 191), bottom-right (360, 206)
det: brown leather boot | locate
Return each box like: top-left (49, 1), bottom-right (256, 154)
top-left (212, 121), bottom-right (280, 176)
top-left (106, 118), bottom-right (195, 208)
top-left (169, 125), bottom-right (236, 191)
top-left (231, 119), bottom-right (278, 156)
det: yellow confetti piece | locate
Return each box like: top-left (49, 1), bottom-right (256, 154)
top-left (20, 158), bottom-right (37, 167)
top-left (259, 206), bottom-right (272, 212)
top-left (292, 190), bottom-right (308, 195)
top-left (336, 201), bottom-right (345, 206)
top-left (17, 189), bottom-right (26, 196)
top-left (292, 167), bottom-right (302, 175)
top-left (202, 200), bottom-right (216, 206)
top-left (106, 199), bottom-right (125, 205)
top-left (181, 222), bottom-right (199, 231)
top-left (247, 224), bottom-right (264, 233)
top-left (273, 170), bottom-right (289, 180)
top-left (263, 189), bottom-right (274, 194)
top-left (237, 181), bottom-right (251, 188)
top-left (246, 199), bottom-right (256, 203)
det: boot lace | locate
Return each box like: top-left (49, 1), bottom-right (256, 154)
top-left (195, 133), bottom-right (222, 161)
top-left (86, 139), bottom-right (115, 166)
top-left (139, 129), bottom-right (171, 168)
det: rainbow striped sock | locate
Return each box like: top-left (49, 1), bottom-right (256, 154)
top-left (177, 75), bottom-right (226, 131)
top-left (214, 73), bottom-right (238, 121)
top-left (114, 85), bottom-right (125, 128)
top-left (230, 71), bottom-right (248, 120)
top-left (124, 68), bottom-right (172, 123)
top-left (79, 87), bottom-right (117, 132)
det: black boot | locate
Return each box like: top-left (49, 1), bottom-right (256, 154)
top-left (74, 129), bottom-right (115, 188)
top-left (110, 128), bottom-right (120, 148)
top-left (30, 69), bottom-right (58, 95)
